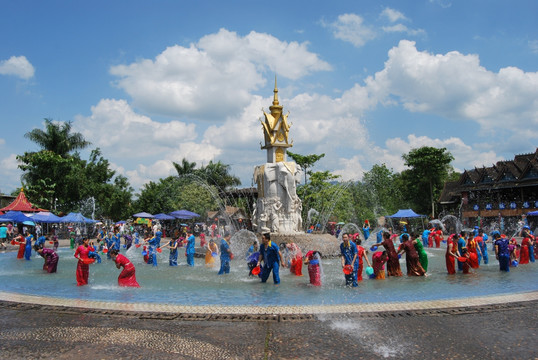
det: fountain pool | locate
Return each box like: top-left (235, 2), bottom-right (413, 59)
top-left (1, 246), bottom-right (537, 307)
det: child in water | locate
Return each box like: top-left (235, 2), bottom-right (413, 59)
top-left (371, 251), bottom-right (388, 279)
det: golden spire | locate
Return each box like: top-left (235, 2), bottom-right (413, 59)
top-left (272, 75), bottom-right (279, 106)
top-left (269, 75), bottom-right (282, 114)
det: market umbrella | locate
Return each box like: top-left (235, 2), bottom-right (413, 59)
top-left (169, 210), bottom-right (200, 219)
top-left (30, 211), bottom-right (62, 223)
top-left (132, 212), bottom-right (154, 218)
top-left (153, 213), bottom-right (175, 220)
top-left (60, 212), bottom-right (91, 223)
top-left (0, 211), bottom-right (35, 223)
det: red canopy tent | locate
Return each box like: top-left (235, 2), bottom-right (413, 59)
top-left (0, 189), bottom-right (47, 214)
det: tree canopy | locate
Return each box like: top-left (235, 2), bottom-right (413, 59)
top-left (286, 151), bottom-right (325, 184)
top-left (18, 120), bottom-right (133, 220)
top-left (401, 146), bottom-right (455, 217)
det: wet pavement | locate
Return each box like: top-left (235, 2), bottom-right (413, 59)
top-left (0, 299), bottom-right (536, 359)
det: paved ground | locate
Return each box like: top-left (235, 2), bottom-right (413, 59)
top-left (0, 299), bottom-right (536, 359)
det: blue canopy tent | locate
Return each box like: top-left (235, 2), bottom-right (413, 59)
top-left (30, 211), bottom-right (62, 223)
top-left (386, 209), bottom-right (426, 232)
top-left (60, 212), bottom-right (97, 224)
top-left (132, 212), bottom-right (154, 218)
top-left (170, 210), bottom-right (200, 219)
top-left (153, 213), bottom-right (176, 220)
top-left (0, 211), bottom-right (35, 224)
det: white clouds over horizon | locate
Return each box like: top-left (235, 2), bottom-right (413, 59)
top-left (70, 28), bottom-right (537, 191)
top-left (109, 29), bottom-right (331, 120)
top-left (366, 40), bottom-right (538, 137)
top-left (9, 26), bottom-right (533, 193)
top-left (0, 56), bottom-right (35, 79)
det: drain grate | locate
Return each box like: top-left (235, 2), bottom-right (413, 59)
top-left (0, 300), bottom-right (534, 321)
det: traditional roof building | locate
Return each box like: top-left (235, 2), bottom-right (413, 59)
top-left (438, 149), bottom-right (538, 226)
top-left (0, 189), bottom-right (47, 214)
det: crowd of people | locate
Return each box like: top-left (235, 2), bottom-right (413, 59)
top-left (1, 220), bottom-right (536, 289)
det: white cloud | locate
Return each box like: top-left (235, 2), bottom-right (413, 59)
top-left (382, 24), bottom-right (425, 36)
top-left (331, 134), bottom-right (502, 182)
top-left (74, 98), bottom-right (198, 158)
top-left (109, 28), bottom-right (331, 120)
top-left (333, 155), bottom-right (367, 181)
top-left (0, 154), bottom-right (21, 193)
top-left (0, 56), bottom-right (35, 79)
top-left (323, 13), bottom-right (376, 48)
top-left (366, 40), bottom-right (538, 136)
top-left (381, 8), bottom-right (407, 23)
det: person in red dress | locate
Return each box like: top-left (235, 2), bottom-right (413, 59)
top-left (445, 234), bottom-right (458, 274)
top-left (355, 239), bottom-right (371, 281)
top-left (14, 234), bottom-right (26, 259)
top-left (434, 229), bottom-right (443, 248)
top-left (371, 251), bottom-right (388, 279)
top-left (519, 229), bottom-right (532, 264)
top-left (466, 233), bottom-right (482, 269)
top-left (74, 237), bottom-right (91, 286)
top-left (109, 249), bottom-right (140, 287)
top-left (377, 232), bottom-right (402, 277)
top-left (397, 234), bottom-right (425, 276)
top-left (287, 243), bottom-right (303, 276)
top-left (304, 250), bottom-right (322, 286)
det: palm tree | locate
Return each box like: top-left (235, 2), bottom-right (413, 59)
top-left (200, 160), bottom-right (241, 190)
top-left (173, 158), bottom-right (197, 176)
top-left (24, 118), bottom-right (91, 157)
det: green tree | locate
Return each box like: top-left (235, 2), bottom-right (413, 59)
top-left (173, 158), bottom-right (197, 176)
top-left (401, 146), bottom-right (455, 217)
top-left (286, 151), bottom-right (325, 184)
top-left (297, 171), bottom-right (355, 229)
top-left (134, 176), bottom-right (218, 219)
top-left (18, 119), bottom-right (132, 219)
top-left (24, 118), bottom-right (91, 157)
top-left (198, 160), bottom-right (241, 190)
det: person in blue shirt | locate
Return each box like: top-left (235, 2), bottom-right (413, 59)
top-left (24, 231), bottom-right (34, 261)
top-left (111, 231), bottom-right (121, 252)
top-left (154, 228), bottom-right (163, 247)
top-left (376, 229), bottom-right (384, 244)
top-left (35, 234), bottom-right (47, 250)
top-left (457, 231), bottom-right (467, 271)
top-left (185, 232), bottom-right (196, 266)
top-left (0, 223), bottom-right (7, 250)
top-left (218, 232), bottom-right (232, 275)
top-left (340, 233), bottom-right (358, 287)
top-left (421, 229), bottom-right (431, 247)
top-left (145, 235), bottom-right (159, 267)
top-left (362, 220), bottom-right (370, 240)
top-left (104, 232), bottom-right (113, 259)
top-left (160, 238), bottom-right (178, 266)
top-left (494, 233), bottom-right (510, 272)
top-left (257, 232), bottom-right (283, 284)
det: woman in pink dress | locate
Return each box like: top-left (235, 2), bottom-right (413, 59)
top-left (109, 249), bottom-right (140, 287)
top-left (74, 238), bottom-right (91, 286)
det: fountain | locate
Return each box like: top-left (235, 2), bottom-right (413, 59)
top-left (1, 80), bottom-right (537, 314)
top-left (1, 244), bottom-right (537, 306)
top-left (250, 78), bottom-right (340, 254)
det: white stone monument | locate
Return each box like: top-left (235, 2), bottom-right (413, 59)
top-left (252, 78), bottom-right (302, 234)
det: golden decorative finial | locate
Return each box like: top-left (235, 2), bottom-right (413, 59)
top-left (272, 75), bottom-right (279, 106)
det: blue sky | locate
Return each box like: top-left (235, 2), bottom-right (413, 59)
top-left (1, 0), bottom-right (537, 195)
